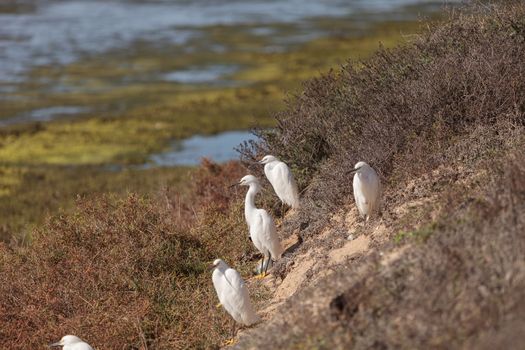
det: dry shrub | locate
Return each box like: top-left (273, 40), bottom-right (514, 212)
top-left (192, 159), bottom-right (247, 212)
top-left (242, 1), bottom-right (525, 238)
top-left (237, 2), bottom-right (525, 349)
top-left (239, 142), bottom-right (525, 350)
top-left (327, 153), bottom-right (525, 349)
top-left (0, 160), bottom-right (255, 349)
top-left (3, 2), bottom-right (525, 349)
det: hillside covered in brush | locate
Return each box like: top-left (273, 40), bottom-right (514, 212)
top-left (1, 2), bottom-right (524, 349)
top-left (238, 2), bottom-right (525, 348)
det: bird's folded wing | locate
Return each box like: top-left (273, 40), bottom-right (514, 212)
top-left (276, 163), bottom-right (298, 200)
top-left (275, 163), bottom-right (292, 185)
top-left (261, 212), bottom-right (283, 258)
top-left (261, 212), bottom-right (276, 241)
top-left (224, 268), bottom-right (244, 292)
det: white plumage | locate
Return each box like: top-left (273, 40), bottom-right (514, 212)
top-left (50, 335), bottom-right (93, 350)
top-left (211, 259), bottom-right (260, 326)
top-left (239, 175), bottom-right (283, 274)
top-left (259, 155), bottom-right (300, 209)
top-left (351, 161), bottom-right (380, 221)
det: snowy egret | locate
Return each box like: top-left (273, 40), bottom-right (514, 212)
top-left (210, 258), bottom-right (260, 344)
top-left (238, 175), bottom-right (283, 277)
top-left (349, 161), bottom-right (380, 221)
top-left (259, 155), bottom-right (300, 210)
top-left (49, 335), bottom-right (93, 350)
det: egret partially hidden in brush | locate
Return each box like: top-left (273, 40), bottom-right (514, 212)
top-left (259, 155), bottom-right (300, 211)
top-left (49, 335), bottom-right (93, 350)
top-left (350, 161), bottom-right (380, 221)
top-left (210, 259), bottom-right (260, 345)
top-left (238, 175), bottom-right (283, 277)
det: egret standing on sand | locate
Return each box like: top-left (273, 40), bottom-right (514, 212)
top-left (259, 155), bottom-right (300, 210)
top-left (50, 335), bottom-right (93, 350)
top-left (350, 161), bottom-right (380, 221)
top-left (210, 258), bottom-right (260, 344)
top-left (238, 175), bottom-right (283, 277)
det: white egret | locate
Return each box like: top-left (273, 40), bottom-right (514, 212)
top-left (350, 161), bottom-right (380, 221)
top-left (259, 155), bottom-right (300, 210)
top-left (49, 335), bottom-right (94, 350)
top-left (210, 258), bottom-right (260, 344)
top-left (238, 175), bottom-right (283, 277)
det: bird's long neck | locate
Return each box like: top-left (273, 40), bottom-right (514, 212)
top-left (265, 160), bottom-right (278, 171)
top-left (244, 184), bottom-right (259, 225)
top-left (215, 265), bottom-right (227, 274)
top-left (356, 169), bottom-right (367, 181)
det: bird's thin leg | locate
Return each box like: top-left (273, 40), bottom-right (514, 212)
top-left (256, 254), bottom-right (269, 279)
top-left (223, 319), bottom-right (237, 346)
top-left (259, 256), bottom-right (265, 276)
top-left (263, 252), bottom-right (272, 276)
top-left (254, 256), bottom-right (265, 279)
top-left (261, 254), bottom-right (268, 278)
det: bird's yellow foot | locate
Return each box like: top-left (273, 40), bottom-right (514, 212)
top-left (215, 303), bottom-right (222, 308)
top-left (223, 338), bottom-right (237, 346)
top-left (254, 271), bottom-right (267, 279)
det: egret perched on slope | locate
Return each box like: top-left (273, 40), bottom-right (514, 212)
top-left (50, 335), bottom-right (93, 350)
top-left (259, 155), bottom-right (300, 210)
top-left (238, 175), bottom-right (283, 277)
top-left (350, 161), bottom-right (380, 221)
top-left (210, 258), bottom-right (260, 344)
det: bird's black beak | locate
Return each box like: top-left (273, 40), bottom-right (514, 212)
top-left (258, 159), bottom-right (265, 164)
top-left (347, 167), bottom-right (360, 175)
top-left (49, 342), bottom-right (61, 348)
top-left (207, 263), bottom-right (216, 271)
top-left (229, 182), bottom-right (239, 188)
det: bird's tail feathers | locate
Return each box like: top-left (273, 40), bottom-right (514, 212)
top-left (290, 197), bottom-right (300, 210)
top-left (285, 184), bottom-right (301, 210)
top-left (271, 250), bottom-right (283, 261)
top-left (243, 310), bottom-right (261, 326)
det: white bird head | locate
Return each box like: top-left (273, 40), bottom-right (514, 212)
top-left (50, 335), bottom-right (84, 347)
top-left (258, 155), bottom-right (278, 164)
top-left (349, 161), bottom-right (370, 174)
top-left (239, 175), bottom-right (260, 187)
top-left (209, 258), bottom-right (228, 271)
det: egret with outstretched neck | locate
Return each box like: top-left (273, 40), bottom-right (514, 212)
top-left (259, 155), bottom-right (300, 210)
top-left (238, 175), bottom-right (283, 277)
top-left (350, 161), bottom-right (380, 221)
top-left (49, 335), bottom-right (93, 350)
top-left (210, 258), bottom-right (260, 345)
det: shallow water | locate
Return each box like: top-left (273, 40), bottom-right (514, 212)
top-left (0, 106), bottom-right (90, 126)
top-left (162, 64), bottom-right (239, 84)
top-left (0, 0), bottom-right (455, 83)
top-left (147, 130), bottom-right (258, 166)
top-left (0, 0), bottom-right (456, 166)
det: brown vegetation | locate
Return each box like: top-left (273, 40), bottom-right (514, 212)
top-left (0, 160), bottom-right (256, 349)
top-left (1, 2), bottom-right (525, 349)
top-left (236, 2), bottom-right (525, 349)
top-left (242, 1), bottom-right (525, 237)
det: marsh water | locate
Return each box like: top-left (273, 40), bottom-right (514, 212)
top-left (147, 130), bottom-right (257, 167)
top-left (0, 0), bottom-right (455, 165)
top-left (1, 0), bottom-right (450, 77)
